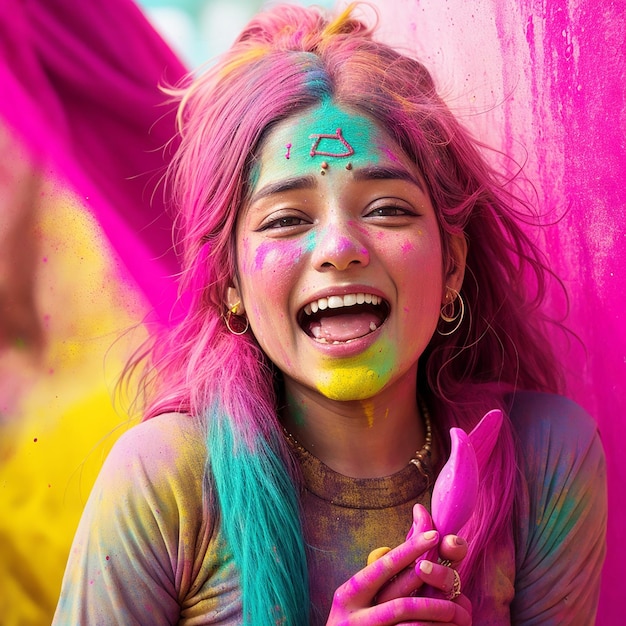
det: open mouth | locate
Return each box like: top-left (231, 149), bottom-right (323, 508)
top-left (298, 293), bottom-right (390, 344)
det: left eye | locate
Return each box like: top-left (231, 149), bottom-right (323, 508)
top-left (366, 205), bottom-right (413, 217)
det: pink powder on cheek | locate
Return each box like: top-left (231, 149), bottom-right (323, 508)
top-left (401, 241), bottom-right (415, 253)
top-left (252, 240), bottom-right (305, 272)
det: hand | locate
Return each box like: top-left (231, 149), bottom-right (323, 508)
top-left (374, 505), bottom-right (469, 605)
top-left (326, 524), bottom-right (471, 625)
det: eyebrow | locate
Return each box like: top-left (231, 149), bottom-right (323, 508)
top-left (352, 165), bottom-right (425, 191)
top-left (248, 164), bottom-right (424, 205)
top-left (249, 175), bottom-right (318, 204)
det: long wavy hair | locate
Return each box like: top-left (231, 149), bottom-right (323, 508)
top-left (126, 3), bottom-right (564, 623)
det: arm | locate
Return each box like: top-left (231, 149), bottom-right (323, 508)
top-left (53, 414), bottom-right (215, 625)
top-left (510, 393), bottom-right (607, 625)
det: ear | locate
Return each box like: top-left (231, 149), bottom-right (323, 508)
top-left (226, 285), bottom-right (245, 315)
top-left (443, 233), bottom-right (467, 300)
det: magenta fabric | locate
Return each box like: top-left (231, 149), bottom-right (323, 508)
top-left (0, 0), bottom-right (187, 321)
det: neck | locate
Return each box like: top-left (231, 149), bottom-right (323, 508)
top-left (281, 365), bottom-right (430, 478)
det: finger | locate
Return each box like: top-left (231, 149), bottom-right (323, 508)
top-left (338, 530), bottom-right (439, 606)
top-left (455, 593), bottom-right (473, 617)
top-left (417, 561), bottom-right (459, 598)
top-left (406, 503), bottom-right (433, 540)
top-left (368, 596), bottom-right (472, 626)
top-left (375, 561), bottom-right (425, 603)
top-left (375, 503), bottom-right (434, 603)
top-left (438, 535), bottom-right (468, 565)
top-left (367, 546), bottom-right (392, 565)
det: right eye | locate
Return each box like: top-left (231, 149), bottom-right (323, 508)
top-left (262, 216), bottom-right (308, 229)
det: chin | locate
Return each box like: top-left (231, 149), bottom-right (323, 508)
top-left (315, 364), bottom-right (391, 401)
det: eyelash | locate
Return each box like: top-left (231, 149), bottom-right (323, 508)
top-left (366, 204), bottom-right (416, 218)
top-left (260, 215), bottom-right (309, 230)
top-left (257, 200), bottom-right (416, 231)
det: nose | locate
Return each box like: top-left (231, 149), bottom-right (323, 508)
top-left (311, 221), bottom-right (370, 271)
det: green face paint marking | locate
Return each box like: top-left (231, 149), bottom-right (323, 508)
top-left (249, 100), bottom-right (383, 188)
top-left (282, 100), bottom-right (379, 171)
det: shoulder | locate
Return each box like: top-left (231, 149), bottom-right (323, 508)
top-left (507, 390), bottom-right (600, 454)
top-left (99, 412), bottom-right (208, 496)
top-left (508, 391), bottom-right (607, 556)
top-left (507, 391), bottom-right (605, 506)
top-left (507, 395), bottom-right (607, 622)
top-left (80, 412), bottom-right (212, 563)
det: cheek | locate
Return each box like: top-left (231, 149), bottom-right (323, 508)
top-left (241, 239), bottom-right (304, 274)
top-left (375, 229), bottom-right (437, 265)
top-left (386, 232), bottom-right (443, 317)
top-left (238, 238), bottom-right (305, 323)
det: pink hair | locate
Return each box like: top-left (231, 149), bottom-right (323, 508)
top-left (126, 2), bottom-right (566, 612)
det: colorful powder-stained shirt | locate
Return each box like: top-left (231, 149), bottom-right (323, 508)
top-left (52, 392), bottom-right (606, 624)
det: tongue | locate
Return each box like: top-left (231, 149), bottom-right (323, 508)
top-left (309, 311), bottom-right (380, 342)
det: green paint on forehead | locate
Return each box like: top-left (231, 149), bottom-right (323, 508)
top-left (251, 100), bottom-right (384, 187)
top-left (284, 101), bottom-right (379, 165)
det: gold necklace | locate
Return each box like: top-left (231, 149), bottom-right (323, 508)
top-left (282, 397), bottom-right (434, 484)
top-left (409, 397), bottom-right (433, 487)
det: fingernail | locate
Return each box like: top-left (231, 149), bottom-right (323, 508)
top-left (454, 536), bottom-right (465, 546)
top-left (424, 530), bottom-right (438, 541)
top-left (419, 560), bottom-right (433, 574)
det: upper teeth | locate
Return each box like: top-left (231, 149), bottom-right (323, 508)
top-left (303, 293), bottom-right (383, 315)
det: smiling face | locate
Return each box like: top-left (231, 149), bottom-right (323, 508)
top-left (231, 101), bottom-right (464, 404)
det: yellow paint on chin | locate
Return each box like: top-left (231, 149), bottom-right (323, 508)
top-left (314, 344), bottom-right (395, 402)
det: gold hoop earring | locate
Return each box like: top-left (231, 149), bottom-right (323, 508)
top-left (225, 302), bottom-right (249, 335)
top-left (437, 288), bottom-right (465, 336)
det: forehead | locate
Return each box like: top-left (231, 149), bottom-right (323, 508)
top-left (251, 101), bottom-right (404, 186)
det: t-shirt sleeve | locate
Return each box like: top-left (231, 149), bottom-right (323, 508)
top-left (52, 413), bottom-right (211, 626)
top-left (510, 393), bottom-right (607, 625)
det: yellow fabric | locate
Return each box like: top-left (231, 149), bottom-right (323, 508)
top-left (0, 187), bottom-right (146, 625)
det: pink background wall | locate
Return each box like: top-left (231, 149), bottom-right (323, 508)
top-left (358, 1), bottom-right (624, 621)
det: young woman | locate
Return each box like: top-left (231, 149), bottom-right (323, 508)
top-left (53, 4), bottom-right (606, 624)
